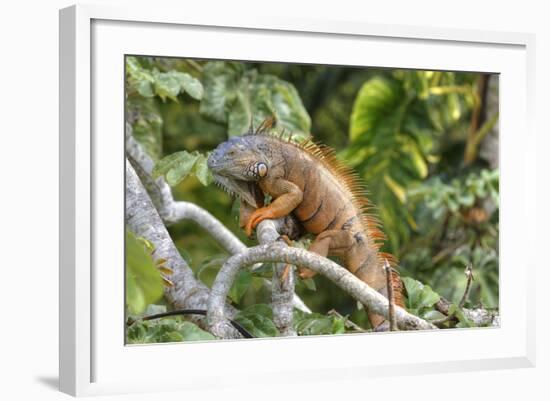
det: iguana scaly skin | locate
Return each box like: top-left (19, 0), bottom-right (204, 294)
top-left (207, 119), bottom-right (404, 329)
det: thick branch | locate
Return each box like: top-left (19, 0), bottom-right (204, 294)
top-left (126, 159), bottom-right (237, 331)
top-left (208, 243), bottom-right (436, 338)
top-left (256, 220), bottom-right (297, 336)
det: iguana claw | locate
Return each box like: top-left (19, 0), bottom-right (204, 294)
top-left (245, 206), bottom-right (275, 237)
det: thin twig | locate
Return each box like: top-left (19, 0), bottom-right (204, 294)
top-left (185, 59), bottom-right (203, 73)
top-left (458, 263), bottom-right (474, 308)
top-left (384, 259), bottom-right (397, 331)
top-left (327, 309), bottom-right (367, 333)
top-left (433, 263), bottom-right (486, 328)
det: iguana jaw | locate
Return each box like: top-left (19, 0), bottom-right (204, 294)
top-left (212, 173), bottom-right (262, 208)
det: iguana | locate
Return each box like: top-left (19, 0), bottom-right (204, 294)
top-left (207, 119), bottom-right (404, 330)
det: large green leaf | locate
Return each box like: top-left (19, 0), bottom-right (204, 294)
top-left (125, 230), bottom-right (164, 315)
top-left (126, 57), bottom-right (204, 102)
top-left (152, 150), bottom-right (213, 187)
top-left (402, 276), bottom-right (441, 316)
top-left (234, 304), bottom-right (279, 338)
top-left (199, 61), bottom-right (243, 123)
top-left (228, 270), bottom-right (252, 304)
top-left (350, 77), bottom-right (405, 142)
top-left (347, 73), bottom-right (474, 253)
top-left (293, 309), bottom-right (346, 336)
top-left (200, 61), bottom-right (311, 138)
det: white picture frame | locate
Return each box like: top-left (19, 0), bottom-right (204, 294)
top-left (59, 3), bottom-right (536, 396)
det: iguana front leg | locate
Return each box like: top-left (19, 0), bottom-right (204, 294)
top-left (245, 178), bottom-right (303, 237)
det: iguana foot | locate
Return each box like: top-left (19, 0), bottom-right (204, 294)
top-left (277, 234), bottom-right (292, 246)
top-left (245, 206), bottom-right (276, 237)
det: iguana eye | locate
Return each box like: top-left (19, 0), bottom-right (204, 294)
top-left (256, 162), bottom-right (268, 178)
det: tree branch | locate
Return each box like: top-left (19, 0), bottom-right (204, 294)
top-left (125, 125), bottom-right (311, 313)
top-left (384, 259), bottom-right (397, 331)
top-left (256, 220), bottom-right (297, 336)
top-left (208, 243), bottom-right (437, 339)
top-left (435, 297), bottom-right (500, 327)
top-left (126, 159), bottom-right (238, 332)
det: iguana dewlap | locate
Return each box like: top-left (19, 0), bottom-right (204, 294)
top-left (207, 120), bottom-right (404, 329)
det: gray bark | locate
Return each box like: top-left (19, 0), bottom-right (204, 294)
top-left (126, 160), bottom-right (236, 329)
top-left (479, 75), bottom-right (499, 169)
top-left (435, 298), bottom-right (500, 327)
top-left (256, 220), bottom-right (296, 336)
top-left (208, 243), bottom-right (437, 339)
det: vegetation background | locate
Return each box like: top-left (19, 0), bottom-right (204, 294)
top-left (125, 56), bottom-right (499, 342)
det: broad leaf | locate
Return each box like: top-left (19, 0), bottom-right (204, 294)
top-left (293, 309), bottom-right (346, 336)
top-left (228, 271), bottom-right (252, 304)
top-left (234, 304), bottom-right (279, 338)
top-left (152, 151), bottom-right (214, 187)
top-left (125, 230), bottom-right (164, 315)
top-left (200, 61), bottom-right (311, 138)
top-left (402, 276), bottom-right (441, 315)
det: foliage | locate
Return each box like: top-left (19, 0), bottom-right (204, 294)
top-left (345, 71), bottom-right (482, 253)
top-left (293, 309), bottom-right (346, 336)
top-left (125, 56), bottom-right (499, 342)
top-left (153, 150), bottom-right (213, 186)
top-left (127, 306), bottom-right (215, 343)
top-left (200, 61), bottom-right (311, 139)
top-left (125, 230), bottom-right (164, 315)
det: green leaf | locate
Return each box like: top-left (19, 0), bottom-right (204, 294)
top-left (402, 277), bottom-right (441, 314)
top-left (125, 230), bottom-right (164, 315)
top-left (200, 61), bottom-right (311, 137)
top-left (192, 154), bottom-right (214, 186)
top-left (350, 77), bottom-right (404, 142)
top-left (293, 309), bottom-right (346, 336)
top-left (177, 321), bottom-right (216, 341)
top-left (127, 318), bottom-right (215, 344)
top-left (234, 304), bottom-right (279, 337)
top-left (153, 151), bottom-right (200, 186)
top-left (152, 70), bottom-right (181, 101)
top-left (228, 91), bottom-right (252, 136)
top-left (173, 71), bottom-right (203, 100)
top-left (228, 271), bottom-right (252, 304)
top-left (196, 255), bottom-right (227, 287)
top-left (200, 61), bottom-right (243, 123)
top-left (137, 80), bottom-right (155, 97)
top-left (255, 74), bottom-right (311, 136)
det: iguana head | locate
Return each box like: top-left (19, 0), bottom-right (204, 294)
top-left (207, 135), bottom-right (270, 208)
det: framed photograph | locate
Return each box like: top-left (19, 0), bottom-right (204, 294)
top-left (59, 4), bottom-right (536, 396)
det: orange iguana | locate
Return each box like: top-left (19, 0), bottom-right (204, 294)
top-left (207, 119), bottom-right (404, 330)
